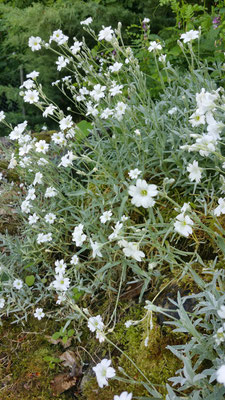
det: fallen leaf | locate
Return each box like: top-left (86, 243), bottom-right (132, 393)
top-left (59, 350), bottom-right (76, 368)
top-left (51, 373), bottom-right (77, 396)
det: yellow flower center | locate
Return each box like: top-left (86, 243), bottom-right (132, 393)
top-left (141, 189), bottom-right (148, 196)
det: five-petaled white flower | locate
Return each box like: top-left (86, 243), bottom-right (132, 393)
top-left (45, 213), bottom-right (56, 224)
top-left (128, 179), bottom-right (158, 208)
top-left (128, 168), bottom-right (141, 179)
top-left (98, 26), bottom-right (114, 42)
top-left (34, 308), bottom-right (45, 320)
top-left (148, 41), bottom-right (162, 52)
top-left (45, 187), bottom-right (57, 198)
top-left (13, 279), bottom-right (23, 290)
top-left (174, 213), bottom-right (194, 237)
top-left (90, 239), bottom-right (103, 258)
top-left (100, 210), bottom-right (112, 224)
top-left (120, 240), bottom-right (145, 261)
top-left (24, 89), bottom-right (39, 104)
top-left (88, 315), bottom-right (104, 332)
top-left (28, 36), bottom-right (42, 51)
top-left (92, 359), bottom-right (116, 388)
top-left (187, 160), bottom-right (202, 183)
top-left (180, 30), bottom-right (199, 43)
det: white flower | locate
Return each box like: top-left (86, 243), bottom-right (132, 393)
top-left (8, 153), bottom-right (17, 169)
top-left (214, 198), bottom-right (225, 217)
top-left (72, 223), bottom-right (86, 246)
top-left (52, 275), bottom-right (70, 291)
top-left (218, 305), bottom-right (225, 318)
top-left (180, 202), bottom-right (191, 213)
top-left (21, 200), bottom-right (32, 214)
top-left (196, 88), bottom-right (217, 115)
top-left (86, 102), bottom-right (98, 117)
top-left (45, 213), bottom-right (56, 224)
top-left (88, 315), bottom-right (104, 332)
top-left (26, 71), bottom-right (39, 79)
top-left (96, 331), bottom-right (106, 343)
top-left (158, 54), bottom-right (166, 63)
top-left (71, 255), bottom-right (79, 265)
top-left (34, 308), bottom-right (45, 320)
top-left (56, 56), bottom-right (69, 71)
top-left (143, 18), bottom-right (150, 23)
top-left (148, 41), bottom-right (162, 52)
top-left (114, 392), bottom-right (133, 400)
top-left (70, 41), bottom-right (82, 55)
top-left (55, 259), bottom-right (67, 275)
top-left (216, 364), bottom-right (225, 386)
top-left (121, 240), bottom-right (145, 261)
top-left (9, 121), bottom-right (27, 140)
top-left (26, 187), bottom-right (36, 201)
top-left (168, 107), bottom-right (178, 115)
top-left (43, 104), bottom-right (57, 118)
top-left (128, 168), bottom-right (141, 179)
top-left (45, 187), bottom-right (57, 198)
top-left (24, 89), bottom-right (39, 104)
top-left (109, 84), bottom-right (123, 97)
top-left (187, 160), bottom-right (202, 183)
top-left (50, 29), bottom-right (67, 44)
top-left (180, 30), bottom-right (199, 43)
top-left (114, 101), bottom-right (127, 120)
top-left (0, 298), bottom-right (5, 308)
top-left (109, 62), bottom-right (123, 73)
top-left (92, 359), bottom-right (116, 388)
top-left (101, 108), bottom-right (113, 119)
top-left (189, 110), bottom-right (205, 127)
top-left (174, 213), bottom-right (194, 237)
top-left (59, 115), bottom-right (73, 131)
top-left (90, 84), bottom-right (106, 102)
top-left (121, 215), bottom-right (128, 222)
top-left (56, 294), bottom-right (66, 305)
top-left (21, 79), bottom-right (35, 90)
top-left (206, 113), bottom-right (224, 139)
top-left (28, 213), bottom-right (39, 225)
top-left (13, 279), bottom-right (23, 289)
top-left (100, 210), bottom-right (112, 224)
top-left (28, 36), bottom-right (42, 51)
top-left (0, 111), bottom-right (5, 122)
top-left (128, 179), bottom-right (158, 208)
top-left (58, 151), bottom-right (76, 167)
top-left (125, 320), bottom-right (133, 328)
top-left (33, 172), bottom-right (43, 186)
top-left (90, 239), bottom-right (103, 258)
top-left (98, 26), bottom-right (114, 42)
top-left (37, 232), bottom-right (52, 244)
top-left (35, 140), bottom-right (49, 154)
top-left (108, 221), bottom-right (123, 241)
top-left (214, 327), bottom-right (225, 346)
top-left (80, 17), bottom-right (93, 25)
top-left (52, 132), bottom-right (66, 146)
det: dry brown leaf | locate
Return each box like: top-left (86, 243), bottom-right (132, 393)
top-left (51, 373), bottom-right (77, 396)
top-left (59, 350), bottom-right (76, 368)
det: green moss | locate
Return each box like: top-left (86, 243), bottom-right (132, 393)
top-left (0, 317), bottom-right (68, 400)
top-left (82, 304), bottom-right (182, 400)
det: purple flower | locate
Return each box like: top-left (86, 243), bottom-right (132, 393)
top-left (213, 15), bottom-right (221, 29)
